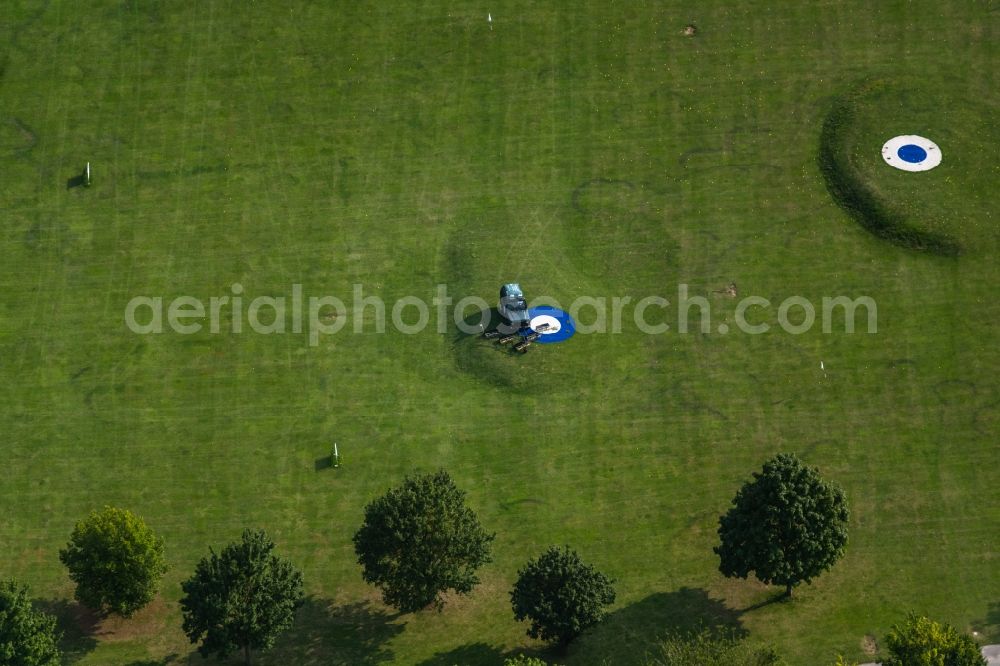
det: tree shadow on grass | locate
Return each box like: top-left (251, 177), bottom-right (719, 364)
top-left (416, 642), bottom-right (551, 666)
top-left (123, 656), bottom-right (179, 666)
top-left (33, 598), bottom-right (101, 664)
top-left (262, 597), bottom-right (404, 665)
top-left (569, 587), bottom-right (745, 665)
top-left (416, 641), bottom-right (505, 665)
top-left (987, 600), bottom-right (1000, 626)
top-left (971, 600), bottom-right (1000, 642)
top-left (742, 590), bottom-right (793, 612)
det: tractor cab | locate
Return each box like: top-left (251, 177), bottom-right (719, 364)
top-left (498, 283), bottom-right (531, 328)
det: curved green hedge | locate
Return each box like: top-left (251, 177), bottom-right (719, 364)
top-left (818, 81), bottom-right (961, 257)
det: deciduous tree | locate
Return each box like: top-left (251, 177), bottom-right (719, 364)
top-left (510, 545), bottom-right (615, 648)
top-left (0, 579), bottom-right (61, 666)
top-left (883, 613), bottom-right (985, 666)
top-left (715, 453), bottom-right (849, 597)
top-left (353, 470), bottom-right (494, 613)
top-left (180, 529), bottom-right (304, 666)
top-left (58, 506), bottom-right (167, 616)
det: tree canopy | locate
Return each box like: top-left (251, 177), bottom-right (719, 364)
top-left (353, 469), bottom-right (495, 613)
top-left (0, 579), bottom-right (62, 666)
top-left (882, 613), bottom-right (985, 666)
top-left (715, 453), bottom-right (849, 596)
top-left (510, 545), bottom-right (616, 648)
top-left (58, 506), bottom-right (167, 616)
top-left (180, 529), bottom-right (304, 666)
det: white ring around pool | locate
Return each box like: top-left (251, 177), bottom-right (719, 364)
top-left (881, 135), bottom-right (941, 172)
top-left (530, 315), bottom-right (561, 334)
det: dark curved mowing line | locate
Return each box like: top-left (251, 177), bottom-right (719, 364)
top-left (817, 81), bottom-right (961, 257)
top-left (569, 178), bottom-right (636, 216)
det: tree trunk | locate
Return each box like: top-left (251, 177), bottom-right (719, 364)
top-left (244, 644), bottom-right (252, 666)
top-left (784, 582), bottom-right (793, 598)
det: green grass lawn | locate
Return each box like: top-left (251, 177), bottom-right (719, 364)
top-left (1, 1), bottom-right (998, 664)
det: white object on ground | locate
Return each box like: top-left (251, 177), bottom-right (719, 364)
top-left (881, 135), bottom-right (942, 172)
top-left (529, 314), bottom-right (561, 334)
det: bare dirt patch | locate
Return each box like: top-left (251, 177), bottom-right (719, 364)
top-left (712, 282), bottom-right (738, 298)
top-left (96, 596), bottom-right (170, 642)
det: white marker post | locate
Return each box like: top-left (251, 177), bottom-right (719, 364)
top-left (332, 442), bottom-right (340, 468)
top-left (84, 162), bottom-right (92, 187)
top-left (488, 12), bottom-right (492, 30)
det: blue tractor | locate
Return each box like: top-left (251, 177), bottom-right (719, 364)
top-left (483, 284), bottom-right (548, 352)
top-left (498, 283), bottom-right (531, 329)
